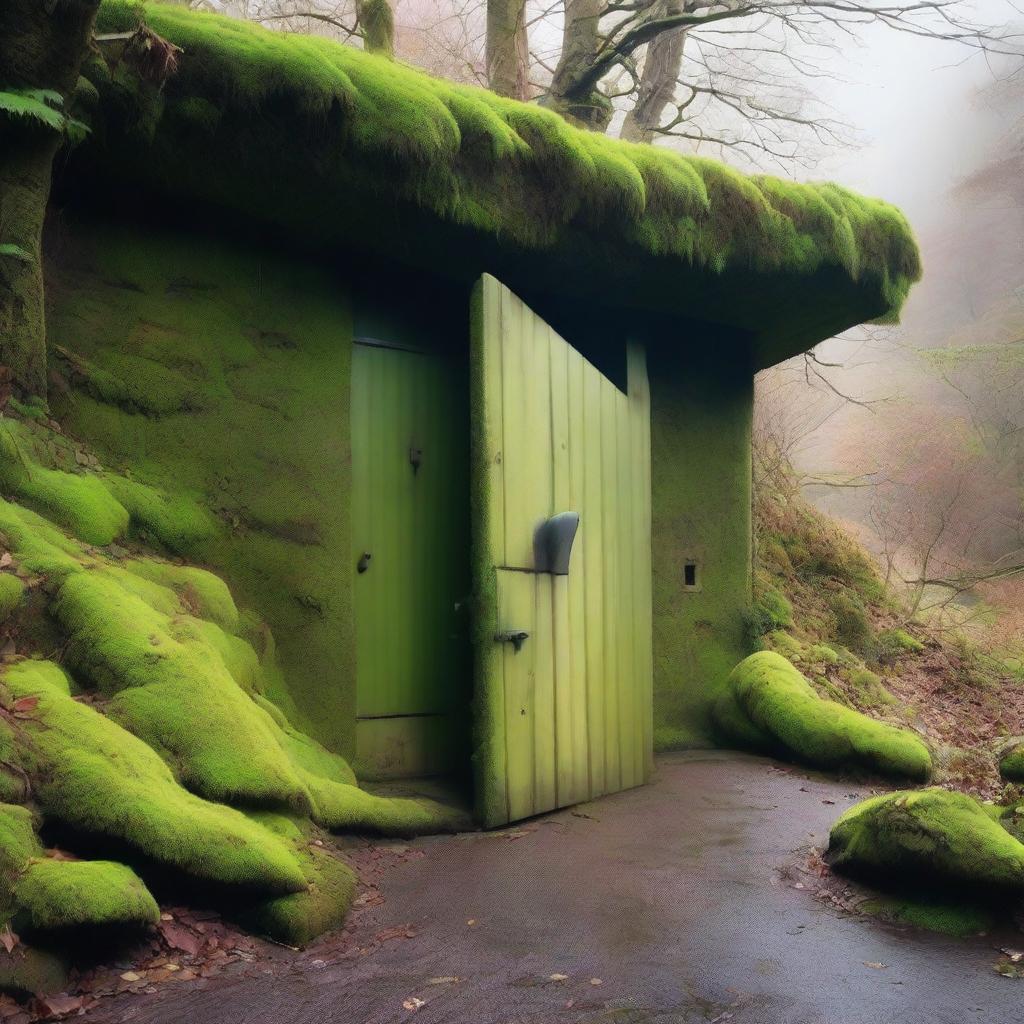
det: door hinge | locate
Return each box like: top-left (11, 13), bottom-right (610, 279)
top-left (495, 630), bottom-right (529, 653)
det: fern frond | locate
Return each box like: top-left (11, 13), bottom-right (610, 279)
top-left (0, 88), bottom-right (66, 132)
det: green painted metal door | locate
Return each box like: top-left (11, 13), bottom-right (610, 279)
top-left (472, 274), bottom-right (653, 827)
top-left (352, 340), bottom-right (469, 778)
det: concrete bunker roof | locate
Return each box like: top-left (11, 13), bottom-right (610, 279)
top-left (75, 0), bottom-right (922, 367)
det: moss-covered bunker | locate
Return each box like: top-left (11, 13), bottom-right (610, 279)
top-left (0, 0), bottom-right (924, 968)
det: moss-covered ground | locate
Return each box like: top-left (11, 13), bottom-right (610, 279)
top-left (0, 407), bottom-right (467, 991)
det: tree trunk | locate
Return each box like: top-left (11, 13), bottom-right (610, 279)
top-left (486, 0), bottom-right (529, 100)
top-left (358, 0), bottom-right (395, 57)
top-left (0, 0), bottom-right (101, 399)
top-left (620, 11), bottom-right (687, 143)
top-left (544, 0), bottom-right (611, 129)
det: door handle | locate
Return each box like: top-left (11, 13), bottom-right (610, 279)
top-left (495, 630), bottom-right (529, 653)
top-left (357, 552), bottom-right (372, 573)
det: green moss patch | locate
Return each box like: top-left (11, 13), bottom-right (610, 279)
top-left (714, 651), bottom-right (931, 780)
top-left (0, 946), bottom-right (68, 997)
top-left (0, 575), bottom-right (24, 626)
top-left (999, 741), bottom-right (1024, 782)
top-left (829, 790), bottom-right (1024, 892)
top-left (0, 421), bottom-right (127, 547)
top-left (857, 893), bottom-right (994, 938)
top-left (0, 803), bottom-right (159, 933)
top-left (235, 813), bottom-right (356, 946)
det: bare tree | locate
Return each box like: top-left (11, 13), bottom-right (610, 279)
top-left (535, 0), bottom-right (1020, 161)
top-left (487, 0), bottom-right (530, 94)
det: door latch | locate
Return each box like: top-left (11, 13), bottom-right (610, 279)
top-left (495, 630), bottom-right (529, 653)
top-left (409, 446), bottom-right (423, 474)
top-left (357, 551), bottom-right (372, 573)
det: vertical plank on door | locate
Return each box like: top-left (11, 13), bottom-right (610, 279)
top-left (549, 331), bottom-right (575, 805)
top-left (566, 347), bottom-right (590, 803)
top-left (499, 569), bottom-right (537, 823)
top-left (472, 275), bottom-right (508, 822)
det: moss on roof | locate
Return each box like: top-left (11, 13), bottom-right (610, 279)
top-left (68, 1), bottom-right (921, 358)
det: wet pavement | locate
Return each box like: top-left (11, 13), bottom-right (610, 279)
top-left (84, 752), bottom-right (1024, 1024)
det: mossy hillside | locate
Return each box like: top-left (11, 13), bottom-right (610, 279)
top-left (72, 1), bottom-right (919, 352)
top-left (3, 660), bottom-right (307, 894)
top-left (0, 420), bottom-right (127, 547)
top-left (46, 223), bottom-right (355, 752)
top-left (715, 652), bottom-right (932, 780)
top-left (828, 790), bottom-right (1024, 893)
top-left (53, 571), bottom-right (312, 810)
top-left (750, 484), bottom-right (937, 734)
top-left (0, 487), bottom-right (464, 833)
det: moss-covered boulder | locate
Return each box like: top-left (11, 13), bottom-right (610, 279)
top-left (714, 651), bottom-right (931, 780)
top-left (829, 790), bottom-right (1024, 891)
top-left (0, 803), bottom-right (158, 933)
top-left (998, 739), bottom-right (1024, 782)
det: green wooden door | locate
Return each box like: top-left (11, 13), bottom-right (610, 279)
top-left (472, 274), bottom-right (653, 827)
top-left (352, 340), bottom-right (469, 778)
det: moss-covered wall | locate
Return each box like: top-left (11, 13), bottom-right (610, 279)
top-left (44, 216), bottom-right (357, 754)
top-left (648, 343), bottom-right (754, 749)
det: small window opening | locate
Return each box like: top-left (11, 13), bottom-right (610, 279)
top-left (683, 562), bottom-right (699, 590)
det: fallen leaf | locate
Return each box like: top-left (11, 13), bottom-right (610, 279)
top-left (0, 556), bottom-right (11, 569)
top-left (466, 919), bottom-right (477, 927)
top-left (1001, 948), bottom-right (1024, 963)
top-left (32, 994), bottom-right (83, 1018)
top-left (402, 997), bottom-right (425, 1011)
top-left (376, 924), bottom-right (417, 942)
top-left (590, 978), bottom-right (603, 986)
top-left (159, 920), bottom-right (203, 956)
top-left (426, 976), bottom-right (459, 986)
top-left (863, 962), bottom-right (887, 970)
top-left (10, 697), bottom-right (37, 716)
top-left (549, 973), bottom-right (569, 982)
top-left (119, 971), bottom-right (141, 982)
top-left (0, 927), bottom-right (17, 954)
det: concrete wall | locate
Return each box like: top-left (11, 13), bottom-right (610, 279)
top-left (648, 343), bottom-right (754, 749)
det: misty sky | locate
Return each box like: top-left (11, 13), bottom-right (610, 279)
top-left (810, 2), bottom-right (1017, 230)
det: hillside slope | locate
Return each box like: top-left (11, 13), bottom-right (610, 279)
top-left (752, 482), bottom-right (1024, 798)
